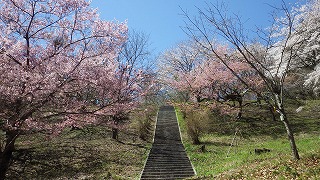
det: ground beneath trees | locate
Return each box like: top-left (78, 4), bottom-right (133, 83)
top-left (6, 125), bottom-right (150, 179)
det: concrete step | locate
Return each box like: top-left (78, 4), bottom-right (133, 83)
top-left (143, 167), bottom-right (194, 170)
top-left (140, 106), bottom-right (195, 180)
top-left (141, 173), bottom-right (194, 180)
top-left (145, 163), bottom-right (193, 167)
top-left (142, 170), bottom-right (195, 175)
top-left (147, 156), bottom-right (188, 160)
top-left (143, 166), bottom-right (194, 170)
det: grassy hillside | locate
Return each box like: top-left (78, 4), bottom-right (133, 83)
top-left (176, 100), bottom-right (320, 179)
top-left (6, 123), bottom-right (155, 179)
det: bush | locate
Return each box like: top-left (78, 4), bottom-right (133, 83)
top-left (185, 108), bottom-right (211, 144)
top-left (131, 106), bottom-right (157, 141)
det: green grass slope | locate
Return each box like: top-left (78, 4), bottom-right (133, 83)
top-left (176, 100), bottom-right (320, 179)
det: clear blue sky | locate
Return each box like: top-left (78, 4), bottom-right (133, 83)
top-left (91, 0), bottom-right (302, 55)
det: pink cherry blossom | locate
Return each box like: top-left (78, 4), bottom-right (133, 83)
top-left (0, 1), bottom-right (146, 177)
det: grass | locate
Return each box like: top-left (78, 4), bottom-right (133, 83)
top-left (176, 100), bottom-right (320, 179)
top-left (6, 124), bottom-right (154, 179)
top-left (4, 100), bottom-right (318, 179)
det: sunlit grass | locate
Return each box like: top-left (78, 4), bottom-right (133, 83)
top-left (175, 100), bottom-right (320, 179)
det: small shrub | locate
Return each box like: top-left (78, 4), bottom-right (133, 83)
top-left (185, 108), bottom-right (211, 144)
top-left (131, 106), bottom-right (157, 141)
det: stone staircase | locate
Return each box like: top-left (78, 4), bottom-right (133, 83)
top-left (140, 106), bottom-right (195, 180)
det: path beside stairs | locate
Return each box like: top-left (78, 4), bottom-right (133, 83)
top-left (140, 106), bottom-right (195, 180)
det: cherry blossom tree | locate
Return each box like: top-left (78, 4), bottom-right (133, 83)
top-left (159, 40), bottom-right (261, 118)
top-left (270, 0), bottom-right (320, 95)
top-left (182, 1), bottom-right (302, 159)
top-left (0, 0), bottom-right (128, 177)
top-left (105, 30), bottom-right (154, 140)
top-left (206, 51), bottom-right (263, 118)
top-left (103, 64), bottom-right (148, 140)
top-left (158, 40), bottom-right (204, 102)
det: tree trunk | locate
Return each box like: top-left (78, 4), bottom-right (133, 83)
top-left (112, 128), bottom-right (118, 140)
top-left (196, 96), bottom-right (201, 103)
top-left (237, 98), bottom-right (243, 119)
top-left (275, 94), bottom-right (300, 160)
top-left (279, 111), bottom-right (300, 160)
top-left (0, 132), bottom-right (18, 179)
top-left (268, 105), bottom-right (277, 121)
top-left (192, 136), bottom-right (201, 145)
top-left (112, 116), bottom-right (119, 140)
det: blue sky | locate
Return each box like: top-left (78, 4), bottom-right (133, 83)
top-left (91, 0), bottom-right (302, 55)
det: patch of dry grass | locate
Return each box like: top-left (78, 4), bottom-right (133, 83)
top-left (7, 125), bottom-right (152, 179)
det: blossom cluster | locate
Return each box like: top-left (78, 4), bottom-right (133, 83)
top-left (0, 0), bottom-right (144, 135)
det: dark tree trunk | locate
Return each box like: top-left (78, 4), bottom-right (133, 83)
top-left (112, 115), bottom-right (120, 140)
top-left (268, 105), bottom-right (277, 121)
top-left (192, 136), bottom-right (201, 145)
top-left (112, 128), bottom-right (118, 140)
top-left (196, 96), bottom-right (201, 103)
top-left (237, 98), bottom-right (243, 119)
top-left (0, 132), bottom-right (18, 180)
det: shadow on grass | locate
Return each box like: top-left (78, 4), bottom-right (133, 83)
top-left (208, 101), bottom-right (320, 139)
top-left (117, 139), bottom-right (148, 149)
top-left (11, 147), bottom-right (103, 179)
top-left (7, 126), bottom-right (149, 180)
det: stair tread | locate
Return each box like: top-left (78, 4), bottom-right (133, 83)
top-left (140, 106), bottom-right (195, 180)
